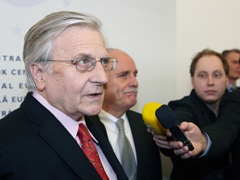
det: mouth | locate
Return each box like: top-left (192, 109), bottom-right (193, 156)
top-left (123, 91), bottom-right (137, 94)
top-left (205, 90), bottom-right (216, 95)
top-left (88, 92), bottom-right (103, 97)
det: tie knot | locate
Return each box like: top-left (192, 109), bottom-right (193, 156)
top-left (78, 123), bottom-right (91, 141)
top-left (116, 118), bottom-right (125, 132)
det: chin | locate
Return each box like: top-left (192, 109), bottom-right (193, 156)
top-left (84, 106), bottom-right (102, 116)
top-left (128, 101), bottom-right (137, 108)
top-left (204, 99), bottom-right (217, 104)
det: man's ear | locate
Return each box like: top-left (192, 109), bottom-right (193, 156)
top-left (226, 76), bottom-right (229, 88)
top-left (29, 63), bottom-right (45, 91)
top-left (191, 77), bottom-right (194, 87)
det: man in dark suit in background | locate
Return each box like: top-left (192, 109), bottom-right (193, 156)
top-left (161, 49), bottom-right (235, 179)
top-left (222, 48), bottom-right (240, 179)
top-left (151, 86), bottom-right (240, 179)
top-left (89, 48), bottom-right (162, 180)
top-left (152, 88), bottom-right (240, 160)
top-left (0, 11), bottom-right (127, 180)
top-left (221, 49), bottom-right (240, 92)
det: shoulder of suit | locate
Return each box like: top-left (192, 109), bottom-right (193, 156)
top-left (127, 110), bottom-right (141, 115)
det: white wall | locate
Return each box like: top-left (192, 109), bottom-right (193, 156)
top-left (176, 0), bottom-right (240, 98)
top-left (0, 0), bottom-right (176, 117)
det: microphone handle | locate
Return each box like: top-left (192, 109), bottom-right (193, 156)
top-left (169, 126), bottom-right (194, 151)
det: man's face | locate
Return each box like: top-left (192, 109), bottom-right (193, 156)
top-left (103, 50), bottom-right (138, 115)
top-left (33, 26), bottom-right (108, 120)
top-left (192, 55), bottom-right (228, 104)
top-left (225, 52), bottom-right (240, 80)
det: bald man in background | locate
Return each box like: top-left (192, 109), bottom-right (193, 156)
top-left (89, 48), bottom-right (162, 180)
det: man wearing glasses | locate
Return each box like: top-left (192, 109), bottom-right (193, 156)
top-left (0, 11), bottom-right (127, 180)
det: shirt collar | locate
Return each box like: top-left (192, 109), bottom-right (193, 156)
top-left (32, 91), bottom-right (96, 141)
top-left (99, 110), bottom-right (127, 132)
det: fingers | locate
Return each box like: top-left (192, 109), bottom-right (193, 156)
top-left (180, 151), bottom-right (194, 159)
top-left (153, 136), bottom-right (171, 149)
top-left (148, 122), bottom-right (206, 159)
top-left (173, 144), bottom-right (189, 155)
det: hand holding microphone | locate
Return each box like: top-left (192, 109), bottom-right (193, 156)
top-left (142, 102), bottom-right (194, 151)
top-left (155, 104), bottom-right (194, 151)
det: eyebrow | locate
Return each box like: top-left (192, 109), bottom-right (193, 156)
top-left (117, 70), bottom-right (129, 75)
top-left (115, 69), bottom-right (138, 76)
top-left (197, 69), bottom-right (223, 73)
top-left (74, 53), bottom-right (91, 58)
top-left (74, 53), bottom-right (109, 59)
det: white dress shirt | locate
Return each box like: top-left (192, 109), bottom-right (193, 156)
top-left (99, 110), bottom-right (137, 164)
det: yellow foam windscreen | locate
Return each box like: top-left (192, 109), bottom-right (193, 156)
top-left (142, 102), bottom-right (166, 135)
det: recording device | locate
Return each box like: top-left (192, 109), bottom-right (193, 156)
top-left (142, 102), bottom-right (167, 135)
top-left (155, 104), bottom-right (194, 151)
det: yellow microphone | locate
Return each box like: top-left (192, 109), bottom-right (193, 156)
top-left (142, 102), bottom-right (167, 135)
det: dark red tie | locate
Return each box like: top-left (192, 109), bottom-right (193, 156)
top-left (77, 123), bottom-right (109, 180)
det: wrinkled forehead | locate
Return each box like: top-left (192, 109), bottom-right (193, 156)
top-left (53, 27), bottom-right (109, 59)
top-left (73, 42), bottom-right (108, 57)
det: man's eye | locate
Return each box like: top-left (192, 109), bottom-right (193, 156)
top-left (198, 73), bottom-right (206, 78)
top-left (119, 73), bottom-right (128, 77)
top-left (101, 58), bottom-right (109, 65)
top-left (214, 73), bottom-right (222, 78)
top-left (78, 58), bottom-right (89, 65)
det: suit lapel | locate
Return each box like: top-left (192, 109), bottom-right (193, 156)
top-left (87, 115), bottom-right (108, 139)
top-left (86, 116), bottom-right (128, 180)
top-left (22, 92), bottom-right (127, 180)
top-left (126, 111), bottom-right (144, 173)
top-left (126, 111), bottom-right (143, 149)
top-left (39, 118), bottom-right (101, 179)
top-left (21, 93), bottom-right (101, 180)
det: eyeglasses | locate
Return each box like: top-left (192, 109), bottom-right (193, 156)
top-left (46, 57), bottom-right (118, 72)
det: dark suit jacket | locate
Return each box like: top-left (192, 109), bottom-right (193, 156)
top-left (166, 89), bottom-right (235, 180)
top-left (0, 92), bottom-right (128, 180)
top-left (89, 110), bottom-right (162, 180)
top-left (213, 88), bottom-right (240, 179)
top-left (202, 89), bottom-right (240, 159)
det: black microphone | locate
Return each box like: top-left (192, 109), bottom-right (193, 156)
top-left (155, 104), bottom-right (194, 151)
